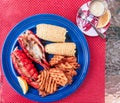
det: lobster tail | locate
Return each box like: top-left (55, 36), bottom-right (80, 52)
top-left (11, 47), bottom-right (39, 88)
top-left (18, 30), bottom-right (49, 69)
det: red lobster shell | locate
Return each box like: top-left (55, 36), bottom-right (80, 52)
top-left (18, 30), bottom-right (49, 69)
top-left (11, 47), bottom-right (39, 88)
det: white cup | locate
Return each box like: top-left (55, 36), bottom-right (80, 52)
top-left (89, 0), bottom-right (108, 17)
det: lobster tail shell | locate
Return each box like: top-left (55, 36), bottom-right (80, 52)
top-left (11, 47), bottom-right (39, 88)
top-left (18, 30), bottom-right (49, 69)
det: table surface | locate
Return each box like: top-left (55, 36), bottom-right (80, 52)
top-left (0, 0), bottom-right (106, 103)
top-left (105, 0), bottom-right (120, 103)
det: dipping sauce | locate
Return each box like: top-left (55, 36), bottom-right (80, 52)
top-left (89, 0), bottom-right (108, 17)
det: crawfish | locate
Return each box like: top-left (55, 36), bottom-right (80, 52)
top-left (18, 30), bottom-right (49, 69)
top-left (11, 47), bottom-right (39, 88)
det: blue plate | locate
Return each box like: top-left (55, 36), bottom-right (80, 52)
top-left (2, 14), bottom-right (90, 102)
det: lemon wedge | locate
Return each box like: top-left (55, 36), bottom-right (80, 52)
top-left (17, 76), bottom-right (28, 94)
top-left (97, 9), bottom-right (111, 28)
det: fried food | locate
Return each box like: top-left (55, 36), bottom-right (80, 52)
top-left (37, 69), bottom-right (68, 97)
top-left (37, 70), bottom-right (57, 97)
top-left (49, 68), bottom-right (68, 86)
top-left (37, 55), bottom-right (79, 97)
top-left (49, 55), bottom-right (64, 66)
top-left (49, 55), bottom-right (80, 84)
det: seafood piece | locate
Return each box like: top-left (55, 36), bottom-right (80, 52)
top-left (18, 30), bottom-right (49, 69)
top-left (11, 47), bottom-right (39, 88)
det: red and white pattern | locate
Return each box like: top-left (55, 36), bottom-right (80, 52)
top-left (76, 1), bottom-right (110, 37)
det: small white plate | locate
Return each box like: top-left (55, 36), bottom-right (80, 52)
top-left (76, 1), bottom-right (110, 37)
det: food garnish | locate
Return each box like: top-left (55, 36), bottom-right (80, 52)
top-left (97, 9), bottom-right (111, 28)
top-left (17, 76), bottom-right (29, 94)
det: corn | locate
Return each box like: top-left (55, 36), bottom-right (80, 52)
top-left (36, 24), bottom-right (67, 42)
top-left (45, 43), bottom-right (76, 56)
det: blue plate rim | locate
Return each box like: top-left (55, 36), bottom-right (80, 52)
top-left (2, 13), bottom-right (90, 102)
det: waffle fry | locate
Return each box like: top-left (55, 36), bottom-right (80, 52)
top-left (65, 68), bottom-right (77, 76)
top-left (56, 62), bottom-right (79, 70)
top-left (37, 69), bottom-right (59, 97)
top-left (49, 69), bottom-right (68, 86)
top-left (36, 24), bottom-right (67, 42)
top-left (44, 70), bottom-right (50, 92)
top-left (65, 74), bottom-right (73, 84)
top-left (63, 56), bottom-right (77, 63)
top-left (49, 55), bottom-right (64, 66)
top-left (55, 62), bottom-right (73, 69)
top-left (63, 56), bottom-right (80, 69)
top-left (49, 55), bottom-right (80, 84)
top-left (38, 70), bottom-right (47, 90)
top-left (45, 43), bottom-right (76, 56)
top-left (37, 55), bottom-right (80, 97)
top-left (49, 55), bottom-right (79, 68)
top-left (54, 67), bottom-right (77, 84)
top-left (39, 90), bottom-right (48, 97)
